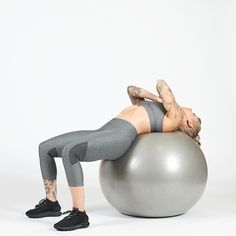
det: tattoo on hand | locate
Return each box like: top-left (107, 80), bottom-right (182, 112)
top-left (128, 86), bottom-right (142, 97)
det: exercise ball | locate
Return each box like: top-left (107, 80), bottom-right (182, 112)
top-left (99, 131), bottom-right (207, 217)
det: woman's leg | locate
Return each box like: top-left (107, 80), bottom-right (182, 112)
top-left (60, 141), bottom-right (88, 210)
top-left (61, 118), bottom-right (138, 210)
top-left (38, 130), bottom-right (96, 202)
top-left (69, 186), bottom-right (85, 211)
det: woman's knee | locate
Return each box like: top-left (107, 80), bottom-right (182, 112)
top-left (38, 141), bottom-right (47, 157)
top-left (38, 140), bottom-right (58, 158)
top-left (62, 142), bottom-right (88, 165)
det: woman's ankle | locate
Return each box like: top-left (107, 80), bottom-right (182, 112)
top-left (46, 196), bottom-right (57, 202)
top-left (73, 205), bottom-right (85, 211)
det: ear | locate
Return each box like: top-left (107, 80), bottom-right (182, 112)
top-left (187, 119), bottom-right (194, 128)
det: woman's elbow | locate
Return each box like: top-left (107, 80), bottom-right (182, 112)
top-left (127, 85), bottom-right (136, 92)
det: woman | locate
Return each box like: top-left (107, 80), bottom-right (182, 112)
top-left (25, 80), bottom-right (201, 231)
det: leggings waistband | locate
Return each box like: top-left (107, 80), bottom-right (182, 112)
top-left (98, 117), bottom-right (138, 140)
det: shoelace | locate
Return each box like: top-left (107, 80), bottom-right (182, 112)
top-left (62, 208), bottom-right (82, 220)
top-left (35, 198), bottom-right (47, 208)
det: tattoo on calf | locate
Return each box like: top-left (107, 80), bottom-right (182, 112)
top-left (43, 180), bottom-right (57, 197)
top-left (53, 184), bottom-right (57, 199)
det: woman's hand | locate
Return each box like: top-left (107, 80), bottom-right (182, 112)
top-left (152, 95), bottom-right (163, 103)
top-left (127, 85), bottom-right (163, 105)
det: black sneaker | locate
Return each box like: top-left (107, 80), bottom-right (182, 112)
top-left (54, 207), bottom-right (90, 231)
top-left (25, 198), bottom-right (62, 218)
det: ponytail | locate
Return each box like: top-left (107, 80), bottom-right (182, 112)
top-left (193, 134), bottom-right (201, 146)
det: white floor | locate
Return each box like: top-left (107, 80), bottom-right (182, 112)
top-left (1, 170), bottom-right (236, 236)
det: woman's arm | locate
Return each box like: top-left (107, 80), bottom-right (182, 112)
top-left (127, 85), bottom-right (162, 105)
top-left (156, 80), bottom-right (183, 121)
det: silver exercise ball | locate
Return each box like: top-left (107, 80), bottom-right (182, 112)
top-left (99, 131), bottom-right (207, 217)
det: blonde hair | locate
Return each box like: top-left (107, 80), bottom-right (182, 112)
top-left (178, 117), bottom-right (201, 146)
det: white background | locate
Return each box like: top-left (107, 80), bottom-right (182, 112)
top-left (0, 0), bottom-right (235, 235)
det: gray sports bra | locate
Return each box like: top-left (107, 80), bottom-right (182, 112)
top-left (139, 100), bottom-right (167, 132)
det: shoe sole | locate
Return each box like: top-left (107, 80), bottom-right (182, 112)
top-left (26, 211), bottom-right (62, 218)
top-left (54, 222), bottom-right (90, 231)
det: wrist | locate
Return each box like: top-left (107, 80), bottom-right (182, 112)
top-left (154, 96), bottom-right (163, 103)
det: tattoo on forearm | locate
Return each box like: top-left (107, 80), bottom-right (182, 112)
top-left (156, 80), bottom-right (176, 113)
top-left (157, 80), bottom-right (174, 98)
top-left (158, 81), bottom-right (164, 91)
top-left (172, 104), bottom-right (183, 120)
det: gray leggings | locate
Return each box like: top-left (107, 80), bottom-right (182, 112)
top-left (38, 118), bottom-right (137, 186)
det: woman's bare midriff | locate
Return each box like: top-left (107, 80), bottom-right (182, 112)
top-left (115, 105), bottom-right (152, 134)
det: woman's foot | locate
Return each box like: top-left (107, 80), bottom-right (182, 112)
top-left (54, 207), bottom-right (89, 231)
top-left (25, 198), bottom-right (62, 218)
